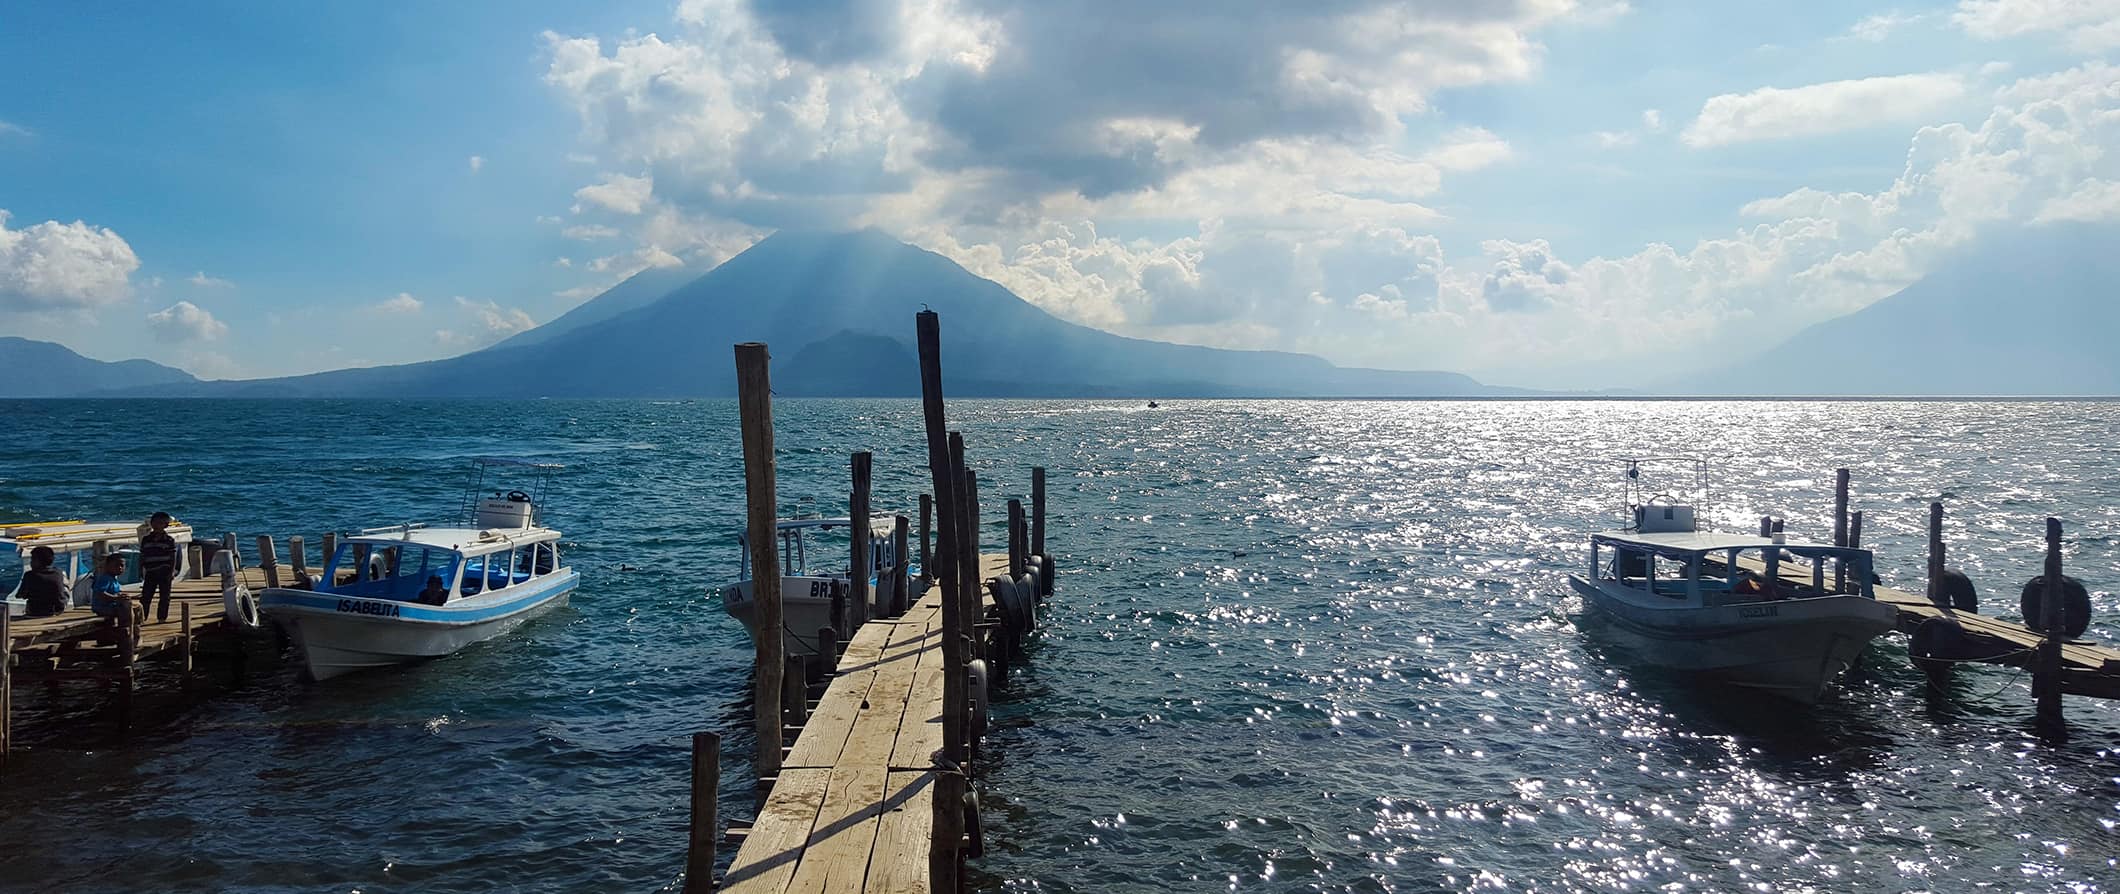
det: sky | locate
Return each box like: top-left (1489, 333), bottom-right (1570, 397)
top-left (2, 1), bottom-right (2117, 388)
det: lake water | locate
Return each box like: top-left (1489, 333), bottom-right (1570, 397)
top-left (0, 399), bottom-right (2115, 892)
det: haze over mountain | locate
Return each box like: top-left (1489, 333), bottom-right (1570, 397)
top-left (101, 230), bottom-right (1511, 398)
top-left (1682, 223), bottom-right (2120, 396)
top-left (0, 337), bottom-right (197, 398)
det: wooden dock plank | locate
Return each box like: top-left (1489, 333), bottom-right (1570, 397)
top-left (723, 768), bottom-right (833, 894)
top-left (865, 770), bottom-right (937, 894)
top-left (726, 553), bottom-right (1014, 893)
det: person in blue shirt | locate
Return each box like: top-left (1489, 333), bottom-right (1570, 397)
top-left (90, 553), bottom-right (140, 627)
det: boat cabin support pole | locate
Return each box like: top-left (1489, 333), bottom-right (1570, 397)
top-left (734, 342), bottom-right (784, 783)
top-left (2035, 517), bottom-right (2068, 742)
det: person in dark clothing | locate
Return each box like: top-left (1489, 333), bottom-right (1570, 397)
top-left (16, 545), bottom-right (69, 617)
top-left (140, 511), bottom-right (180, 622)
top-left (418, 575), bottom-right (450, 606)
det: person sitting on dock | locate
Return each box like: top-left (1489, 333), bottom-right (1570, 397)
top-left (418, 575), bottom-right (450, 606)
top-left (16, 545), bottom-right (70, 617)
top-left (90, 553), bottom-right (142, 627)
top-left (140, 511), bottom-right (179, 622)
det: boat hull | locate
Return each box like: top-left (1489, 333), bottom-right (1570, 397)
top-left (260, 570), bottom-right (577, 681)
top-left (1568, 574), bottom-right (1897, 704)
top-left (718, 576), bottom-right (846, 658)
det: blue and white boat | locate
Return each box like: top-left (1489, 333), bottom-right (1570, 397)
top-left (258, 462), bottom-right (576, 680)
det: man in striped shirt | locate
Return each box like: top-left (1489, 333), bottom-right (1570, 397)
top-left (141, 511), bottom-right (179, 622)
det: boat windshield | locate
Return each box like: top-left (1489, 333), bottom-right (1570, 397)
top-left (328, 544), bottom-right (464, 601)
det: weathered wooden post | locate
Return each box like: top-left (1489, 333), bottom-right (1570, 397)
top-left (784, 654), bottom-right (809, 730)
top-left (1008, 499), bottom-right (1026, 579)
top-left (180, 602), bottom-right (194, 678)
top-left (257, 535), bottom-right (282, 589)
top-left (1926, 502), bottom-right (1946, 609)
top-left (1032, 466), bottom-right (1047, 559)
top-left (322, 533), bottom-right (338, 575)
top-left (1758, 516), bottom-right (1772, 537)
top-left (686, 730), bottom-right (721, 893)
top-left (289, 535), bottom-right (307, 580)
top-left (916, 310), bottom-right (967, 891)
top-left (1833, 468), bottom-right (1850, 593)
top-left (816, 627), bottom-right (839, 671)
top-left (829, 581), bottom-right (848, 641)
top-left (2, 608), bottom-right (12, 769)
top-left (734, 342), bottom-right (784, 782)
top-left (955, 439), bottom-right (984, 663)
top-left (850, 451), bottom-right (873, 630)
top-left (2035, 517), bottom-right (2067, 740)
top-left (185, 543), bottom-right (204, 581)
top-left (222, 532), bottom-right (242, 570)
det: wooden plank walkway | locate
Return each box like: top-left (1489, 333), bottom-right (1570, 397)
top-left (722, 553), bottom-right (1008, 894)
top-left (6, 567), bottom-right (269, 671)
top-left (1730, 554), bottom-right (2120, 697)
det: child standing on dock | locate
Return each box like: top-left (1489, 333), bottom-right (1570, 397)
top-left (141, 511), bottom-right (179, 622)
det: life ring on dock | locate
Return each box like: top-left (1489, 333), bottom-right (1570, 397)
top-left (1935, 569), bottom-right (1977, 612)
top-left (2019, 575), bottom-right (2091, 640)
top-left (962, 789), bottom-right (984, 858)
top-left (225, 585), bottom-right (261, 629)
top-left (967, 658), bottom-right (990, 743)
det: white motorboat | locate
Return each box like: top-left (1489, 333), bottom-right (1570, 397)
top-left (1566, 459), bottom-right (1898, 704)
top-left (3, 518), bottom-right (196, 618)
top-left (257, 461), bottom-right (576, 680)
top-left (718, 516), bottom-right (902, 658)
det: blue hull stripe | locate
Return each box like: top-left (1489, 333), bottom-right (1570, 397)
top-left (261, 570), bottom-right (579, 624)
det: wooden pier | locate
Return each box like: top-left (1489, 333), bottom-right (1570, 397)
top-left (1742, 468), bottom-right (2120, 738)
top-left (690, 309), bottom-right (1058, 891)
top-left (722, 552), bottom-right (1012, 893)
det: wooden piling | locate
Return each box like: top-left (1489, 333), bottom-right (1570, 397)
top-left (892, 515), bottom-right (911, 617)
top-left (1032, 467), bottom-right (1047, 559)
top-left (180, 602), bottom-right (193, 677)
top-left (289, 535), bottom-right (307, 576)
top-left (1758, 516), bottom-right (1771, 537)
top-left (955, 438), bottom-right (984, 663)
top-left (322, 533), bottom-right (337, 573)
top-left (687, 730), bottom-right (721, 893)
top-left (915, 310), bottom-right (967, 892)
top-left (816, 627), bottom-right (839, 668)
top-left (257, 535), bottom-right (282, 589)
top-left (2, 608), bottom-right (12, 769)
top-left (1927, 502), bottom-right (1946, 609)
top-left (783, 655), bottom-right (809, 729)
top-left (1008, 499), bottom-right (1026, 579)
top-left (734, 342), bottom-right (784, 781)
top-left (850, 451), bottom-right (873, 629)
top-left (185, 543), bottom-right (204, 580)
top-left (1833, 468), bottom-right (1850, 593)
top-left (2036, 518), bottom-right (2067, 740)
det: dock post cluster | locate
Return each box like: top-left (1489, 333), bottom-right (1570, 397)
top-left (697, 309), bottom-right (1060, 892)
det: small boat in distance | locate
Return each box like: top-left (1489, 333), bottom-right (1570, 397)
top-left (718, 516), bottom-right (901, 658)
top-left (4, 518), bottom-right (196, 617)
top-left (258, 460), bottom-right (576, 681)
top-left (1566, 458), bottom-right (1897, 704)
top-left (1146, 400), bottom-right (1160, 409)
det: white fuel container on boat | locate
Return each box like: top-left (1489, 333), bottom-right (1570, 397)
top-left (476, 495), bottom-right (535, 530)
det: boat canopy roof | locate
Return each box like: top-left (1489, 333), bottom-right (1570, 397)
top-left (739, 516), bottom-right (898, 542)
top-left (344, 525), bottom-right (561, 555)
top-left (1592, 530), bottom-right (1858, 555)
top-left (3, 519), bottom-right (194, 549)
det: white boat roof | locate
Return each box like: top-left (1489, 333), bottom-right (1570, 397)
top-left (2, 519), bottom-right (194, 548)
top-left (1593, 530), bottom-right (1847, 552)
top-left (743, 516), bottom-right (899, 538)
top-left (345, 525), bottom-right (561, 554)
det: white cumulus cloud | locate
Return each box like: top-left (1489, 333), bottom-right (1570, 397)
top-left (1954, 0), bottom-right (2120, 50)
top-left (468, 155), bottom-right (486, 173)
top-left (572, 173), bottom-right (654, 215)
top-left (146, 301), bottom-right (228, 342)
top-left (1682, 73), bottom-right (1967, 148)
top-left (0, 210), bottom-right (140, 312)
top-left (374, 292), bottom-right (423, 314)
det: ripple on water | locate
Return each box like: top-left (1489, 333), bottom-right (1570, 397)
top-left (1, 399), bottom-right (2117, 892)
